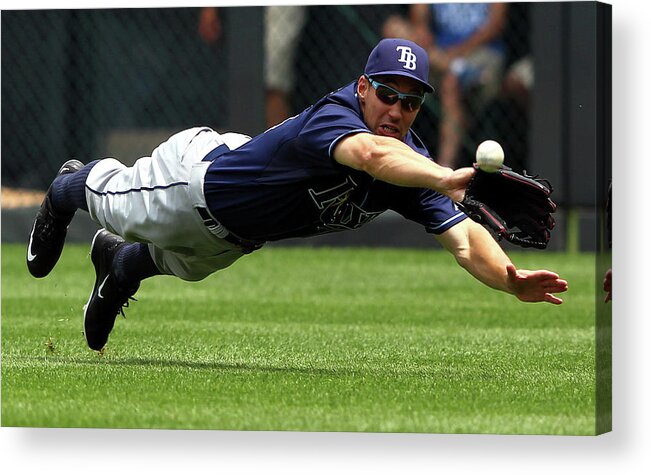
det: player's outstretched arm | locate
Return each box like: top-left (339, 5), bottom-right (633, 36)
top-left (437, 219), bottom-right (568, 304)
top-left (333, 133), bottom-right (474, 202)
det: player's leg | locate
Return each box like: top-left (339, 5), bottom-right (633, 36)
top-left (83, 229), bottom-right (144, 351)
top-left (27, 126), bottom-right (220, 279)
top-left (81, 127), bottom-right (251, 350)
top-left (24, 126), bottom-right (207, 278)
top-left (83, 227), bottom-right (245, 351)
top-left (26, 159), bottom-right (95, 277)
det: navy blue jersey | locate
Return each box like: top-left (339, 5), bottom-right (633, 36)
top-left (203, 81), bottom-right (466, 242)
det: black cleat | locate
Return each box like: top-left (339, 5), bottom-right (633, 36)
top-left (27, 159), bottom-right (85, 278)
top-left (83, 229), bottom-right (139, 351)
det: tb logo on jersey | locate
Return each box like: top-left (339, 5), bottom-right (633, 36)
top-left (308, 177), bottom-right (381, 232)
top-left (396, 46), bottom-right (417, 70)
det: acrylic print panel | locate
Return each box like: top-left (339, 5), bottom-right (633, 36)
top-left (1, 1), bottom-right (610, 435)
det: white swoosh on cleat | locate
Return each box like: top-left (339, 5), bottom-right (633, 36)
top-left (27, 223), bottom-right (38, 262)
top-left (97, 275), bottom-right (110, 299)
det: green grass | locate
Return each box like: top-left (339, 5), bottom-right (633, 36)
top-left (1, 243), bottom-right (597, 434)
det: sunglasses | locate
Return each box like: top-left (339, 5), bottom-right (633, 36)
top-left (364, 74), bottom-right (425, 112)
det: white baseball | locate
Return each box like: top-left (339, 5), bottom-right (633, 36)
top-left (475, 140), bottom-right (504, 173)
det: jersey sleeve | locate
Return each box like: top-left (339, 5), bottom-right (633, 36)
top-left (294, 103), bottom-right (370, 164)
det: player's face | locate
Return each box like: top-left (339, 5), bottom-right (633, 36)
top-left (358, 74), bottom-right (424, 141)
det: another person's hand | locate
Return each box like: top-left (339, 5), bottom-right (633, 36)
top-left (198, 7), bottom-right (222, 44)
top-left (603, 268), bottom-right (612, 303)
top-left (428, 47), bottom-right (451, 72)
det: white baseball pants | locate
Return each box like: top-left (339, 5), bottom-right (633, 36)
top-left (85, 126), bottom-right (251, 281)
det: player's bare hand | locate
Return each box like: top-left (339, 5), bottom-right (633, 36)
top-left (441, 166), bottom-right (475, 202)
top-left (506, 264), bottom-right (568, 305)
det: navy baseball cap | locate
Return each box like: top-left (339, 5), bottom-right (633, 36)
top-left (364, 38), bottom-right (434, 93)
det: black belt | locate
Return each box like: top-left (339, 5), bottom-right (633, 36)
top-left (196, 207), bottom-right (264, 254)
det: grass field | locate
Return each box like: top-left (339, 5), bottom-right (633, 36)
top-left (2, 243), bottom-right (597, 434)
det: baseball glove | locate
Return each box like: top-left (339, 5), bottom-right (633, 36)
top-left (458, 165), bottom-right (557, 249)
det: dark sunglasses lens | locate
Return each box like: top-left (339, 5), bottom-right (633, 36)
top-left (375, 86), bottom-right (399, 105)
top-left (402, 97), bottom-right (422, 112)
top-left (375, 84), bottom-right (422, 112)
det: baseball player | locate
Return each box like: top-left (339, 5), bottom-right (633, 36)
top-left (27, 38), bottom-right (568, 351)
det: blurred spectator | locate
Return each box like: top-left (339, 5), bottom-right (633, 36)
top-left (502, 55), bottom-right (533, 111)
top-left (469, 54), bottom-right (533, 172)
top-left (198, 6), bottom-right (306, 129)
top-left (198, 6), bottom-right (222, 44)
top-left (466, 3), bottom-right (533, 171)
top-left (383, 3), bottom-right (508, 168)
top-left (264, 5), bottom-right (307, 127)
top-left (603, 268), bottom-right (612, 303)
top-left (603, 182), bottom-right (612, 303)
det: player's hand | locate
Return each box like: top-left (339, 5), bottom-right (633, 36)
top-left (440, 166), bottom-right (476, 202)
top-left (506, 264), bottom-right (568, 305)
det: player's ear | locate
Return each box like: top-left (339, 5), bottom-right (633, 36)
top-left (357, 75), bottom-right (368, 102)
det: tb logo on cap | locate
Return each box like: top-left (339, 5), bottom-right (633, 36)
top-left (396, 46), bottom-right (417, 70)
